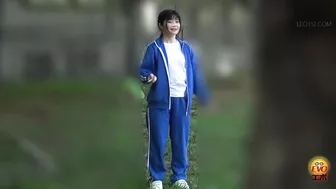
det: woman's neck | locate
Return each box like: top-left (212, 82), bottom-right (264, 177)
top-left (162, 35), bottom-right (177, 43)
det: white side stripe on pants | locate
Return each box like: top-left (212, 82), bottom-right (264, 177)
top-left (146, 108), bottom-right (151, 169)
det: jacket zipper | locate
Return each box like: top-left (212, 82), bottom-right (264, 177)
top-left (154, 41), bottom-right (171, 109)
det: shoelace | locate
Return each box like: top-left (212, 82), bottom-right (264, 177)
top-left (175, 180), bottom-right (189, 189)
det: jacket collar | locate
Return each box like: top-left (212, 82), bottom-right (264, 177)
top-left (154, 34), bottom-right (184, 49)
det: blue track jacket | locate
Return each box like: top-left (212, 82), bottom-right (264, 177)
top-left (140, 36), bottom-right (210, 115)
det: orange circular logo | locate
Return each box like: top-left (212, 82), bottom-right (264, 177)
top-left (308, 156), bottom-right (330, 176)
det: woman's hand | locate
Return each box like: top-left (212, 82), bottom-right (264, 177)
top-left (147, 74), bottom-right (157, 84)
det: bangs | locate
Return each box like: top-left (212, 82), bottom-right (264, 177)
top-left (158, 9), bottom-right (181, 24)
top-left (164, 12), bottom-right (180, 21)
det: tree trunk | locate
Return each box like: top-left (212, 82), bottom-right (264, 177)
top-left (246, 0), bottom-right (336, 189)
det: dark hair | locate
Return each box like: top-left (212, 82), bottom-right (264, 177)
top-left (157, 9), bottom-right (182, 36)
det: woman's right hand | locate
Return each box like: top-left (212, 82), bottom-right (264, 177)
top-left (147, 74), bottom-right (157, 84)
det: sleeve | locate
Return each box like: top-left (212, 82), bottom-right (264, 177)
top-left (139, 44), bottom-right (155, 84)
top-left (191, 47), bottom-right (211, 105)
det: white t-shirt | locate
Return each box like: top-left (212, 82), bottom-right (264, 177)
top-left (164, 41), bottom-right (187, 97)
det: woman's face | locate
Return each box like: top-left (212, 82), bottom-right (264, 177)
top-left (162, 18), bottom-right (180, 36)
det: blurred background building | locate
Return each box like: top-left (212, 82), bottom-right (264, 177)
top-left (0, 0), bottom-right (253, 82)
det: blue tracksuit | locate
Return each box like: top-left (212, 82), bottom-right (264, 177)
top-left (140, 35), bottom-right (210, 183)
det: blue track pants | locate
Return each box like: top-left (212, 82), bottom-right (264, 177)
top-left (146, 96), bottom-right (190, 183)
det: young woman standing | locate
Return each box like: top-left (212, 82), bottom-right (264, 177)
top-left (140, 9), bottom-right (210, 189)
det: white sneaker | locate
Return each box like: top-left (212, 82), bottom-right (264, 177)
top-left (172, 180), bottom-right (189, 189)
top-left (149, 181), bottom-right (163, 189)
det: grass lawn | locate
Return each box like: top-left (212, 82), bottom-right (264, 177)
top-left (0, 79), bottom-right (252, 189)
